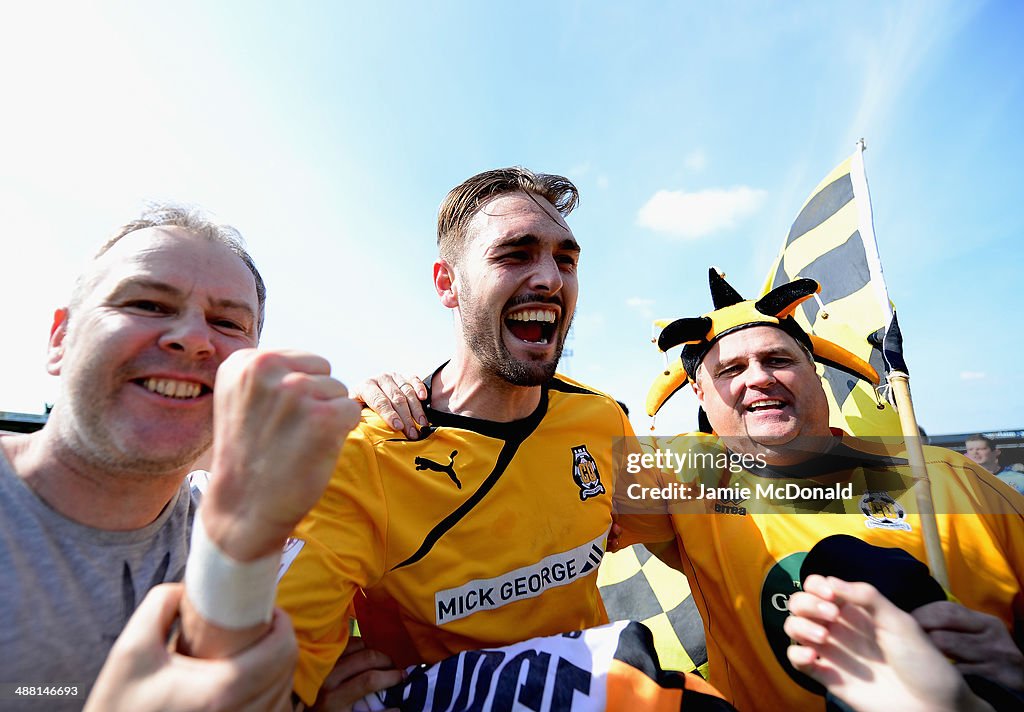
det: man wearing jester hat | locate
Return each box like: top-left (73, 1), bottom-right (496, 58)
top-left (622, 268), bottom-right (1024, 711)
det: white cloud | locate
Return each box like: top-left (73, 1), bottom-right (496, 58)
top-left (684, 150), bottom-right (706, 172)
top-left (960, 371), bottom-right (987, 381)
top-left (596, 174), bottom-right (609, 190)
top-left (636, 186), bottom-right (767, 239)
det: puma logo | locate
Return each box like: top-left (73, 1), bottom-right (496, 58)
top-left (415, 450), bottom-right (461, 489)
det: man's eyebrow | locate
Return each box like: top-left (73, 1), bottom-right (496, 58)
top-left (760, 347), bottom-right (800, 358)
top-left (107, 278), bottom-right (183, 300)
top-left (494, 234), bottom-right (540, 249)
top-left (493, 234), bottom-right (582, 252)
top-left (711, 356), bottom-right (742, 372)
top-left (108, 278), bottom-right (255, 318)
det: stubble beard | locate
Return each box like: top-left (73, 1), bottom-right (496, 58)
top-left (56, 367), bottom-right (211, 477)
top-left (460, 288), bottom-right (570, 388)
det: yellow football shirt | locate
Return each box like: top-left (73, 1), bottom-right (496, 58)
top-left (277, 373), bottom-right (633, 705)
top-left (619, 433), bottom-right (1024, 711)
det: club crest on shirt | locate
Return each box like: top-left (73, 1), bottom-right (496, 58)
top-left (860, 491), bottom-right (911, 531)
top-left (571, 444), bottom-right (606, 501)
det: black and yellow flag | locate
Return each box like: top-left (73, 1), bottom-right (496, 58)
top-left (762, 142), bottom-right (903, 436)
top-left (598, 544), bottom-right (708, 675)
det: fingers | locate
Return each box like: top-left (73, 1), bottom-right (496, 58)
top-left (116, 583), bottom-right (185, 650)
top-left (318, 668), bottom-right (406, 711)
top-left (788, 578), bottom-right (840, 622)
top-left (606, 521), bottom-right (623, 550)
top-left (203, 346), bottom-right (363, 563)
top-left (324, 645), bottom-right (398, 688)
top-left (356, 373), bottom-right (428, 439)
top-left (190, 609), bottom-right (298, 708)
top-left (318, 643), bottom-right (406, 711)
top-left (912, 603), bottom-right (1024, 690)
top-left (783, 611), bottom-right (831, 646)
top-left (220, 349), bottom-right (332, 380)
top-left (784, 640), bottom-right (845, 692)
top-left (799, 574), bottom-right (837, 602)
top-left (409, 375), bottom-right (428, 401)
top-left (240, 608), bottom-right (299, 690)
top-left (912, 601), bottom-right (994, 634)
top-left (282, 372), bottom-right (350, 400)
top-left (819, 577), bottom-right (916, 633)
top-left (339, 637), bottom-right (367, 657)
top-left (786, 641), bottom-right (819, 668)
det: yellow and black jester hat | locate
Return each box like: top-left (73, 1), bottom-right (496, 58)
top-left (645, 268), bottom-right (879, 419)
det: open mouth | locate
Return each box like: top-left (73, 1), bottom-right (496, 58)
top-left (746, 399), bottom-right (787, 413)
top-left (505, 308), bottom-right (558, 345)
top-left (134, 377), bottom-right (211, 400)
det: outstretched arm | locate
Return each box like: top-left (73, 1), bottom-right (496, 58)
top-left (178, 349), bottom-right (361, 658)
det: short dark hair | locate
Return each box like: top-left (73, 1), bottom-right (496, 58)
top-left (72, 203), bottom-right (267, 334)
top-left (965, 434), bottom-right (996, 449)
top-left (437, 167), bottom-right (579, 263)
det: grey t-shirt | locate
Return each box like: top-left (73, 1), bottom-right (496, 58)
top-left (0, 449), bottom-right (197, 710)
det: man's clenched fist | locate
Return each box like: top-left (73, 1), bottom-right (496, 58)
top-left (202, 349), bottom-right (362, 561)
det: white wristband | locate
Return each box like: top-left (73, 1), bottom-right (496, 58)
top-left (184, 514), bottom-right (281, 629)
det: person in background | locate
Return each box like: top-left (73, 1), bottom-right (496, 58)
top-left (965, 434), bottom-right (1024, 494)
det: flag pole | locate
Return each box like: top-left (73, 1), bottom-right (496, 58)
top-left (855, 140), bottom-right (949, 589)
top-left (887, 371), bottom-right (951, 590)
top-left (851, 140), bottom-right (946, 590)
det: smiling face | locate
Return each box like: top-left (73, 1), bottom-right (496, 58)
top-left (693, 326), bottom-right (832, 464)
top-left (47, 227), bottom-right (260, 473)
top-left (444, 191), bottom-right (580, 387)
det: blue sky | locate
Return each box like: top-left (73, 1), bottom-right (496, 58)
top-left (1, 1), bottom-right (1021, 436)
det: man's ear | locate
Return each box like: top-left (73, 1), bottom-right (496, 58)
top-left (433, 259), bottom-right (459, 309)
top-left (47, 308), bottom-right (70, 376)
top-left (691, 377), bottom-right (705, 405)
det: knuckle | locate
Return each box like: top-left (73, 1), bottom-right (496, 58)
top-left (249, 349), bottom-right (284, 371)
top-left (369, 649), bottom-right (394, 668)
top-left (364, 670), bottom-right (394, 690)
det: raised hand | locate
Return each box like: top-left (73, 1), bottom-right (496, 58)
top-left (784, 575), bottom-right (993, 712)
top-left (202, 349), bottom-right (363, 561)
